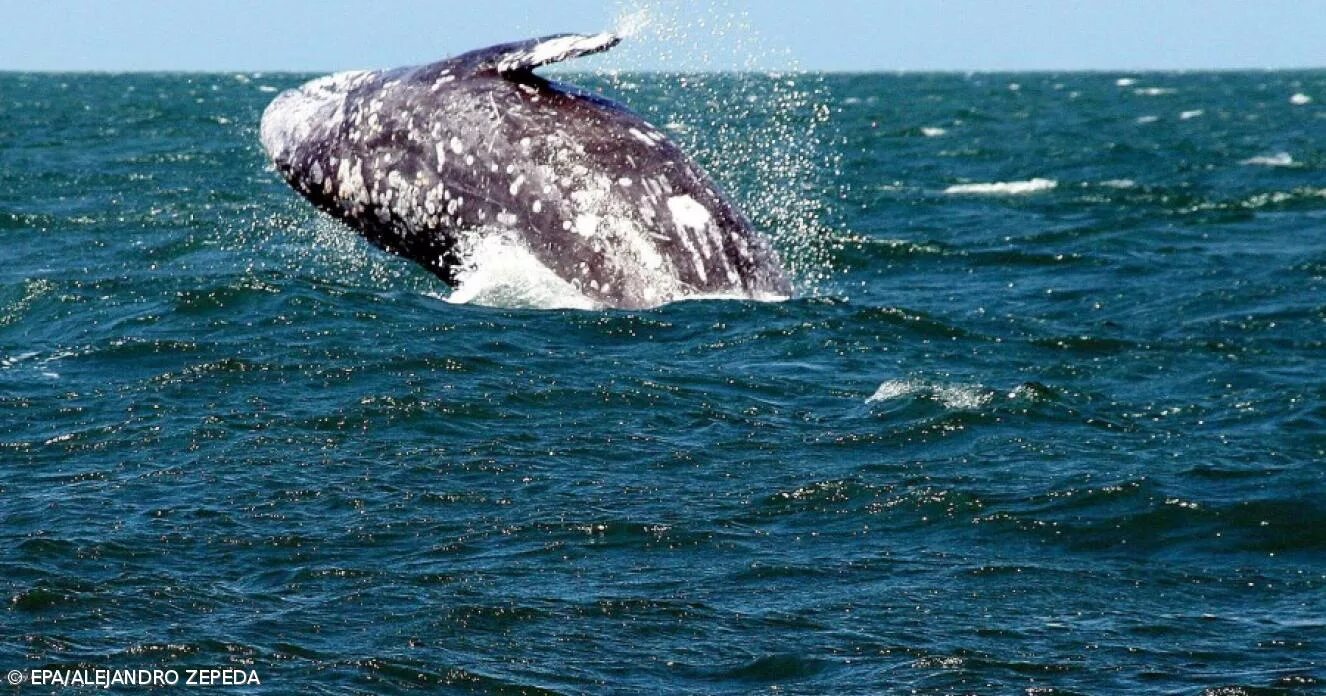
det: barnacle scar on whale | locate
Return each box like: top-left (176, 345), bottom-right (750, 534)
top-left (259, 32), bottom-right (792, 309)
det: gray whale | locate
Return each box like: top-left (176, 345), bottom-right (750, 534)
top-left (259, 33), bottom-right (791, 309)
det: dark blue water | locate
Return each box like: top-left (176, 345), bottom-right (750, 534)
top-left (2, 70), bottom-right (1324, 694)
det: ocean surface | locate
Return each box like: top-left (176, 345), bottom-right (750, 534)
top-left (2, 69), bottom-right (1324, 694)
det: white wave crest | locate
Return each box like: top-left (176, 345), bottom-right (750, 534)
top-left (1240, 152), bottom-right (1295, 168)
top-left (1290, 92), bottom-right (1312, 105)
top-left (944, 178), bottom-right (1057, 196)
top-left (866, 379), bottom-right (992, 410)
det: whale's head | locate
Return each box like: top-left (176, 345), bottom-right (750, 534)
top-left (259, 70), bottom-right (372, 167)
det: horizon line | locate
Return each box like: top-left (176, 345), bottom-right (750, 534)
top-left (3, 65), bottom-right (1325, 77)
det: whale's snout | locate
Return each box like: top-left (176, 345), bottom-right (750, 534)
top-left (259, 70), bottom-right (371, 165)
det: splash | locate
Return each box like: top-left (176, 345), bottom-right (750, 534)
top-left (258, 4), bottom-right (839, 310)
top-left (590, 1), bottom-right (839, 296)
top-left (444, 232), bottom-right (598, 310)
top-left (613, 7), bottom-right (652, 38)
top-left (227, 191), bottom-right (436, 294)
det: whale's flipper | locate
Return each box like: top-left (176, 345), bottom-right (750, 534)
top-left (475, 33), bottom-right (621, 75)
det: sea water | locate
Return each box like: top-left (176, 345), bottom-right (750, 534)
top-left (2, 68), bottom-right (1324, 693)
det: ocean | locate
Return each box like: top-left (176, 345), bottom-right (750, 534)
top-left (2, 68), bottom-right (1323, 694)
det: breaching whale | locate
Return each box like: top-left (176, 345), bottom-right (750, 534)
top-left (259, 32), bottom-right (791, 309)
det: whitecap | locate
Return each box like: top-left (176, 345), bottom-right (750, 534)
top-left (867, 379), bottom-right (992, 410)
top-left (1240, 152), bottom-right (1295, 167)
top-left (1099, 179), bottom-right (1136, 189)
top-left (0, 351), bottom-right (40, 368)
top-left (1134, 87), bottom-right (1176, 96)
top-left (1115, 78), bottom-right (1137, 87)
top-left (944, 178), bottom-right (1057, 195)
top-left (1241, 188), bottom-right (1326, 208)
top-left (1290, 92), bottom-right (1313, 105)
top-left (1136, 115), bottom-right (1159, 124)
top-left (1179, 109), bottom-right (1204, 120)
top-left (920, 127), bottom-right (947, 137)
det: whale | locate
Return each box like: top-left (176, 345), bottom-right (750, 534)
top-left (258, 32), bottom-right (791, 309)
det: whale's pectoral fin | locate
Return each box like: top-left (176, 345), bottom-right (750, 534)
top-left (486, 33), bottom-right (622, 75)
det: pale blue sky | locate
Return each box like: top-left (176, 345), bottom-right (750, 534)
top-left (1, 0), bottom-right (1322, 72)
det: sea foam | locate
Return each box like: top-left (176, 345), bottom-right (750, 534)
top-left (1240, 152), bottom-right (1295, 167)
top-left (867, 379), bottom-right (992, 410)
top-left (944, 178), bottom-right (1057, 195)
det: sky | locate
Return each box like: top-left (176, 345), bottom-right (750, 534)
top-left (1, 0), bottom-right (1323, 73)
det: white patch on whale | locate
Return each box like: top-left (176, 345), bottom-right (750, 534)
top-left (574, 213), bottom-right (601, 237)
top-left (667, 194), bottom-right (720, 281)
top-left (667, 194), bottom-right (712, 231)
top-left (629, 128), bottom-right (657, 147)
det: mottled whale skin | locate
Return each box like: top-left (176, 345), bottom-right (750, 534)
top-left (259, 33), bottom-right (791, 309)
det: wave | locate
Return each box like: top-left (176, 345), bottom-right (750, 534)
top-left (867, 379), bottom-right (992, 410)
top-left (944, 178), bottom-right (1057, 195)
top-left (1240, 152), bottom-right (1296, 167)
